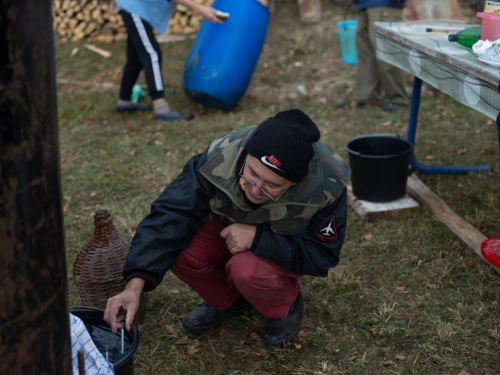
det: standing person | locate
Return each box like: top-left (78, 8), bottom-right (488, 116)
top-left (104, 109), bottom-right (351, 348)
top-left (114, 0), bottom-right (224, 122)
top-left (337, 0), bottom-right (408, 112)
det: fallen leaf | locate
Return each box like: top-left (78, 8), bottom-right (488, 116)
top-left (417, 259), bottom-right (424, 268)
top-left (186, 345), bottom-right (199, 355)
top-left (347, 355), bottom-right (357, 361)
top-left (175, 336), bottom-right (189, 345)
top-left (396, 286), bottom-right (405, 292)
top-left (426, 282), bottom-right (438, 289)
top-left (216, 353), bottom-right (226, 359)
top-left (250, 332), bottom-right (259, 339)
top-left (154, 140), bottom-right (164, 145)
top-left (361, 233), bottom-right (373, 241)
top-left (165, 324), bottom-right (175, 333)
top-left (193, 339), bottom-right (200, 347)
top-left (293, 343), bottom-right (302, 349)
top-left (90, 192), bottom-right (96, 197)
top-left (457, 148), bottom-right (468, 155)
top-left (369, 328), bottom-right (377, 336)
top-left (492, 300), bottom-right (498, 306)
top-left (293, 61), bottom-right (303, 67)
top-left (425, 155), bottom-right (434, 160)
top-left (395, 354), bottom-right (406, 360)
top-left (298, 330), bottom-right (308, 337)
top-left (384, 360), bottom-right (395, 365)
top-left (63, 195), bottom-right (71, 200)
top-left (129, 149), bottom-right (136, 156)
top-left (458, 371), bottom-right (471, 375)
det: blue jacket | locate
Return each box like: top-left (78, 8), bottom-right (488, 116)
top-left (353, 0), bottom-right (407, 10)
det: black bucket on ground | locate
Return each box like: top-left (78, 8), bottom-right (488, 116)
top-left (345, 135), bottom-right (413, 202)
top-left (70, 306), bottom-right (140, 375)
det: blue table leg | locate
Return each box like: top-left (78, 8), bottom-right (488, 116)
top-left (407, 77), bottom-right (490, 174)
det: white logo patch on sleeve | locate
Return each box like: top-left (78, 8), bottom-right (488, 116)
top-left (314, 215), bottom-right (338, 241)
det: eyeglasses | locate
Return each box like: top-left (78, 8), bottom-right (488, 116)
top-left (239, 161), bottom-right (287, 202)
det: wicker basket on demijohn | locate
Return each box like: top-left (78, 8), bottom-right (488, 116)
top-left (73, 209), bottom-right (148, 325)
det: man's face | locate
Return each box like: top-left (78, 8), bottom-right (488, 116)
top-left (239, 155), bottom-right (296, 204)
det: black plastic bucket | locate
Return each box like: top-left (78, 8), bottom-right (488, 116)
top-left (70, 307), bottom-right (140, 375)
top-left (345, 135), bottom-right (412, 202)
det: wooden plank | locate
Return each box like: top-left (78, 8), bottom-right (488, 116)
top-left (347, 184), bottom-right (419, 222)
top-left (406, 174), bottom-right (500, 273)
top-left (297, 0), bottom-right (321, 24)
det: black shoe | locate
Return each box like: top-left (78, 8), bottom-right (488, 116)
top-left (115, 102), bottom-right (152, 113)
top-left (183, 296), bottom-right (251, 334)
top-left (154, 110), bottom-right (194, 122)
top-left (262, 292), bottom-right (304, 348)
top-left (382, 101), bottom-right (407, 112)
top-left (336, 100), bottom-right (366, 109)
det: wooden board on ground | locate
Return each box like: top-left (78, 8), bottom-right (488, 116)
top-left (347, 183), bottom-right (420, 222)
top-left (406, 174), bottom-right (500, 274)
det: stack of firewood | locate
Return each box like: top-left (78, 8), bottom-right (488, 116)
top-left (53, 0), bottom-right (125, 43)
top-left (53, 0), bottom-right (271, 44)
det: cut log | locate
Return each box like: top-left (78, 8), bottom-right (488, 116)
top-left (406, 174), bottom-right (500, 274)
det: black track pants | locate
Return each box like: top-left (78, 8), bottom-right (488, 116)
top-left (119, 10), bottom-right (164, 101)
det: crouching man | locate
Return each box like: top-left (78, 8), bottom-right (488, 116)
top-left (104, 109), bottom-right (350, 347)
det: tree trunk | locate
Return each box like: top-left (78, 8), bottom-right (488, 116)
top-left (0, 0), bottom-right (72, 373)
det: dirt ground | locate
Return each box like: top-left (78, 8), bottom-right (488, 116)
top-left (244, 2), bottom-right (358, 106)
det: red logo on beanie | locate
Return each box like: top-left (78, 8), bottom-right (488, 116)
top-left (261, 155), bottom-right (283, 172)
top-left (267, 155), bottom-right (281, 167)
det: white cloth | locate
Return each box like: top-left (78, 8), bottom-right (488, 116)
top-left (70, 313), bottom-right (115, 375)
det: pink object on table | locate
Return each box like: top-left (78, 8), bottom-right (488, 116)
top-left (477, 12), bottom-right (500, 41)
top-left (481, 237), bottom-right (500, 267)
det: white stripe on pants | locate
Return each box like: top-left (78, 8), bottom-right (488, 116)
top-left (131, 13), bottom-right (163, 92)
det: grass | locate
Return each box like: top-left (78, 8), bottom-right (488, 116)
top-left (57, 1), bottom-right (500, 374)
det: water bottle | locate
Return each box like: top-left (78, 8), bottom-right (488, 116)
top-left (448, 27), bottom-right (482, 49)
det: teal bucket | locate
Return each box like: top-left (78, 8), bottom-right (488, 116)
top-left (337, 20), bottom-right (358, 65)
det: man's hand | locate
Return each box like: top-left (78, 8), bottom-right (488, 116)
top-left (220, 223), bottom-right (257, 254)
top-left (104, 278), bottom-right (145, 333)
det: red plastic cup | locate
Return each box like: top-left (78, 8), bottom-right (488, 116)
top-left (477, 12), bottom-right (500, 41)
top-left (480, 237), bottom-right (500, 267)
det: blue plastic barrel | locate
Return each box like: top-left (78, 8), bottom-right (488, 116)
top-left (337, 20), bottom-right (358, 65)
top-left (184, 0), bottom-right (270, 110)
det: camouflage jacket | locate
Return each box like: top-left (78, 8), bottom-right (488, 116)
top-left (199, 122), bottom-right (350, 235)
top-left (124, 122), bottom-right (350, 290)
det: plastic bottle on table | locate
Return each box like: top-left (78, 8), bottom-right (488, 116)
top-left (448, 27), bottom-right (482, 49)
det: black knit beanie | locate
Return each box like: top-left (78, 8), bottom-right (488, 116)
top-left (246, 109), bottom-right (320, 183)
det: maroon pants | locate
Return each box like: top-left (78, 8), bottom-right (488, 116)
top-left (170, 215), bottom-right (300, 318)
